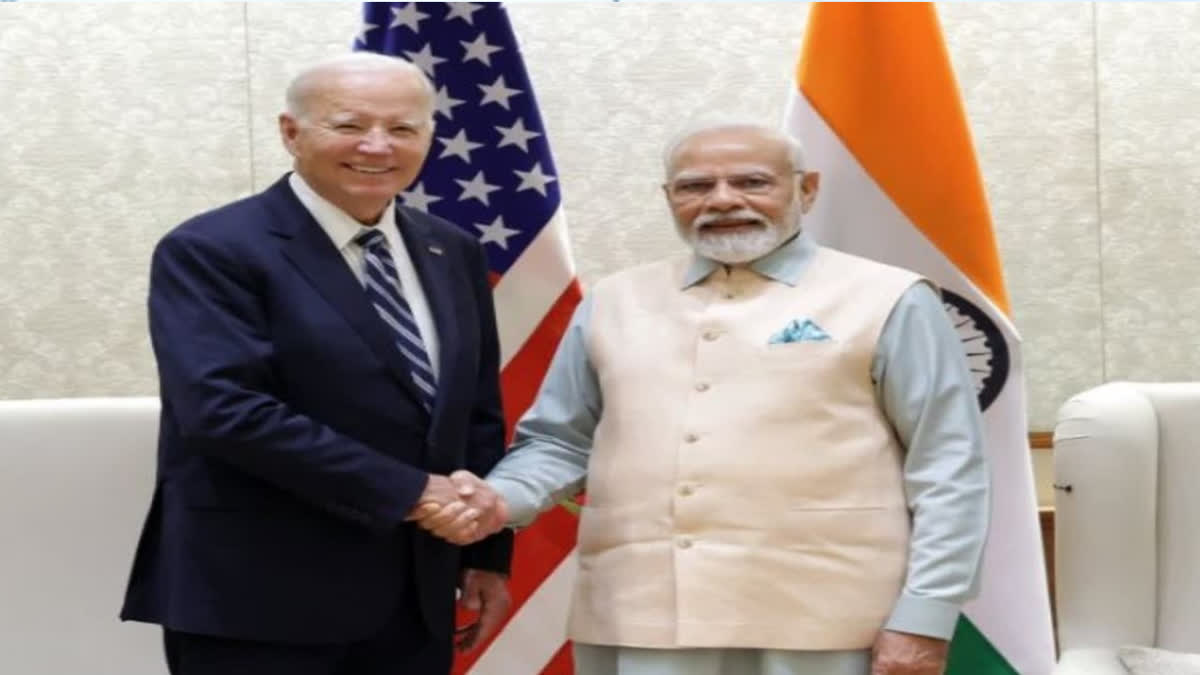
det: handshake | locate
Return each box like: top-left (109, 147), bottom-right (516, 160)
top-left (408, 470), bottom-right (510, 545)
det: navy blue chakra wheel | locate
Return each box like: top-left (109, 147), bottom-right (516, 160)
top-left (941, 289), bottom-right (1010, 412)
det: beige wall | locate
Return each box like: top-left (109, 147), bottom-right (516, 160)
top-left (3, 3), bottom-right (1200, 504)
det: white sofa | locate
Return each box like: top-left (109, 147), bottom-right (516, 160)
top-left (0, 397), bottom-right (165, 674)
top-left (1053, 382), bottom-right (1200, 674)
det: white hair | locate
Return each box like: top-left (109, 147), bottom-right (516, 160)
top-left (662, 120), bottom-right (806, 177)
top-left (284, 51), bottom-right (435, 121)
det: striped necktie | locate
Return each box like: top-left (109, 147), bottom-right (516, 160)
top-left (355, 228), bottom-right (436, 411)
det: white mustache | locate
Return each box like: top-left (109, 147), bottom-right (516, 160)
top-left (691, 208), bottom-right (769, 230)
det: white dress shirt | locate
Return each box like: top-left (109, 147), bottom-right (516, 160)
top-left (288, 172), bottom-right (440, 378)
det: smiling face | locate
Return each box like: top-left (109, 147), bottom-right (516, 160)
top-left (664, 126), bottom-right (818, 264)
top-left (279, 62), bottom-right (434, 224)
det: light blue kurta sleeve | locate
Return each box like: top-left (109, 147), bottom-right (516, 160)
top-left (485, 294), bottom-right (600, 527)
top-left (873, 282), bottom-right (991, 641)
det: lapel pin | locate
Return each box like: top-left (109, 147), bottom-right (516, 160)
top-left (428, 245), bottom-right (444, 256)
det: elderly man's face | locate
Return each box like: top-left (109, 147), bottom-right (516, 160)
top-left (664, 128), bottom-right (805, 264)
top-left (280, 67), bottom-right (433, 224)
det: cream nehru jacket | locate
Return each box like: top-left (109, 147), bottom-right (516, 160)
top-left (569, 245), bottom-right (923, 651)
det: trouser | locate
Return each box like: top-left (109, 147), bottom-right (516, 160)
top-left (573, 644), bottom-right (871, 675)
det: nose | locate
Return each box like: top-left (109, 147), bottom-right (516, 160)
top-left (356, 127), bottom-right (391, 154)
top-left (703, 178), bottom-right (741, 210)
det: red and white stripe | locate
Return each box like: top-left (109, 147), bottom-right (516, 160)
top-left (457, 208), bottom-right (582, 674)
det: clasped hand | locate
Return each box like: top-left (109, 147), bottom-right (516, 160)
top-left (407, 470), bottom-right (508, 545)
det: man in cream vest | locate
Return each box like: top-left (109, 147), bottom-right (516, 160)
top-left (417, 122), bottom-right (989, 675)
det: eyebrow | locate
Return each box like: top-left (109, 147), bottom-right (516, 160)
top-left (670, 168), bottom-right (777, 181)
top-left (324, 112), bottom-right (423, 126)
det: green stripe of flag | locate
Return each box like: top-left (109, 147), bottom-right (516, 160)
top-left (947, 616), bottom-right (1021, 675)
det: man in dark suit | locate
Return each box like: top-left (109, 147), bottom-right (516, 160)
top-left (121, 52), bottom-right (512, 675)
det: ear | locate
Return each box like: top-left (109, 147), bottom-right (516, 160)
top-left (279, 113), bottom-right (301, 158)
top-left (798, 171), bottom-right (821, 213)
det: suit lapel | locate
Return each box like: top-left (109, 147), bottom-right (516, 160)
top-left (262, 179), bottom-right (430, 411)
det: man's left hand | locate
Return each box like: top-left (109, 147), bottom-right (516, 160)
top-left (871, 629), bottom-right (949, 675)
top-left (455, 569), bottom-right (511, 652)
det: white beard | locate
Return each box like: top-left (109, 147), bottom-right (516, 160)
top-left (691, 225), bottom-right (783, 264)
top-left (680, 205), bottom-right (802, 265)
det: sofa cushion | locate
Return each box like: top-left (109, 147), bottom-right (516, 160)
top-left (1119, 646), bottom-right (1200, 675)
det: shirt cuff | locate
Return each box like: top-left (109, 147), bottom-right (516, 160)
top-left (883, 594), bottom-right (962, 640)
top-left (487, 476), bottom-right (542, 529)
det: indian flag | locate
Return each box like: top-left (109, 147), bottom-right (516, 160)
top-left (783, 3), bottom-right (1055, 674)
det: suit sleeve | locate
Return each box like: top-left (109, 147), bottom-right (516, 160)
top-left (149, 229), bottom-right (430, 535)
top-left (457, 238), bottom-right (514, 574)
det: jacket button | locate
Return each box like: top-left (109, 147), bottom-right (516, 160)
top-left (683, 433), bottom-right (699, 443)
top-left (694, 382), bottom-right (709, 392)
top-left (678, 484), bottom-right (694, 497)
top-left (677, 537), bottom-right (692, 549)
top-left (702, 330), bottom-right (720, 341)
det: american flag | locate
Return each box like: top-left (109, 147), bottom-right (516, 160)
top-left (357, 4), bottom-right (581, 673)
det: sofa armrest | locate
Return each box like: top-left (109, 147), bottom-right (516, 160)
top-left (1054, 648), bottom-right (1129, 675)
top-left (1054, 383), bottom-right (1159, 649)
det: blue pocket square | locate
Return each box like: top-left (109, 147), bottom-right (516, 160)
top-left (768, 318), bottom-right (831, 344)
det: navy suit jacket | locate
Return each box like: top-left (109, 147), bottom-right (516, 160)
top-left (121, 175), bottom-right (513, 645)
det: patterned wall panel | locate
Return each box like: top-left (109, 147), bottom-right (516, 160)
top-left (0, 3), bottom-right (250, 399)
top-left (1097, 2), bottom-right (1200, 384)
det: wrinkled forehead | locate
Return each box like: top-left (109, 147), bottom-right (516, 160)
top-left (667, 129), bottom-right (792, 178)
